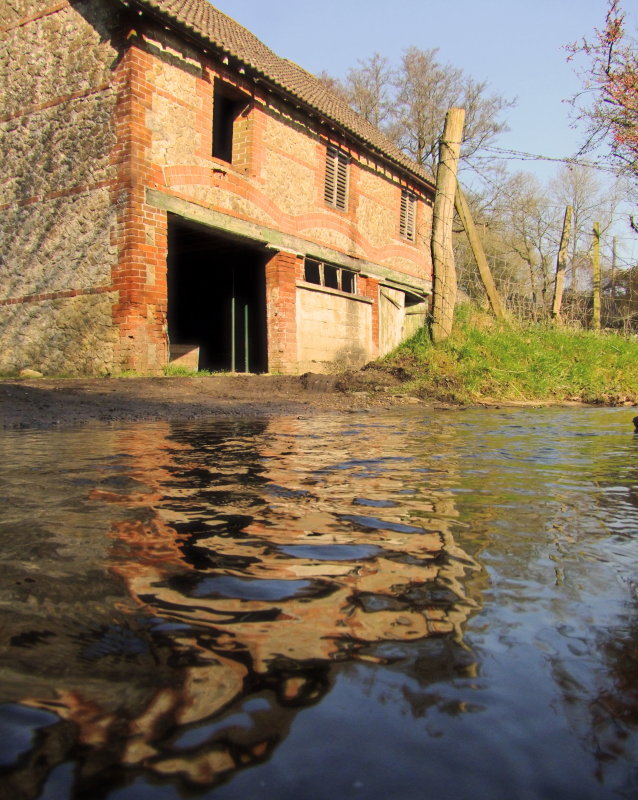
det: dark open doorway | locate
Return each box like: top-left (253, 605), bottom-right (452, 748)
top-left (167, 215), bottom-right (268, 373)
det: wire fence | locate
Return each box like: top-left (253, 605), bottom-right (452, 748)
top-left (458, 266), bottom-right (638, 333)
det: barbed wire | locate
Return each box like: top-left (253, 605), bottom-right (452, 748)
top-left (462, 162), bottom-right (635, 231)
top-left (476, 145), bottom-right (626, 175)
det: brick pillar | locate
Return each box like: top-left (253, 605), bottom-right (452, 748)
top-left (361, 275), bottom-right (380, 359)
top-left (265, 250), bottom-right (301, 374)
top-left (110, 42), bottom-right (168, 373)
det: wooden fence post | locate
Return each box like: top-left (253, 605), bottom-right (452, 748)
top-left (592, 222), bottom-right (601, 330)
top-left (455, 184), bottom-right (505, 319)
top-left (431, 107), bottom-right (465, 343)
top-left (551, 205), bottom-right (573, 321)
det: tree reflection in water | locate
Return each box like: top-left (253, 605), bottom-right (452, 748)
top-left (578, 451), bottom-right (638, 786)
top-left (0, 416), bottom-right (478, 797)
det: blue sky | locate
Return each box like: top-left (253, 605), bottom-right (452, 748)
top-left (212, 0), bottom-right (637, 256)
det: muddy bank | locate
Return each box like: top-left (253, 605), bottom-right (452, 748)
top-left (2, 369), bottom-right (610, 429)
top-left (0, 371), bottom-right (418, 428)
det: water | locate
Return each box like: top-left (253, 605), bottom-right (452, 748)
top-left (0, 406), bottom-right (637, 799)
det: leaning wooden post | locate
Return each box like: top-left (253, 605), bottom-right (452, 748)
top-left (592, 221), bottom-right (601, 330)
top-left (431, 107), bottom-right (465, 343)
top-left (551, 205), bottom-right (572, 321)
top-left (455, 184), bottom-right (505, 318)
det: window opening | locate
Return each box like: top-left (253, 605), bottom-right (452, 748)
top-left (213, 81), bottom-right (249, 163)
top-left (400, 189), bottom-right (416, 241)
top-left (304, 260), bottom-right (321, 285)
top-left (303, 258), bottom-right (357, 294)
top-left (323, 264), bottom-right (340, 290)
top-left (324, 145), bottom-right (349, 211)
top-left (405, 291), bottom-right (424, 308)
top-left (341, 270), bottom-right (356, 294)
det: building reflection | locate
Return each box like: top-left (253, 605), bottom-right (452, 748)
top-left (0, 416), bottom-right (479, 796)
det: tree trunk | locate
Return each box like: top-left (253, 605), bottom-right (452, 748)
top-left (430, 107), bottom-right (465, 343)
top-left (592, 221), bottom-right (601, 330)
top-left (454, 185), bottom-right (505, 319)
top-left (551, 205), bottom-right (573, 321)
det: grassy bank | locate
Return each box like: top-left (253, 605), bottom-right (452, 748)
top-left (379, 305), bottom-right (638, 405)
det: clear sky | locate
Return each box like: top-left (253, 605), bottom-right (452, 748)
top-left (211, 0), bottom-right (637, 256)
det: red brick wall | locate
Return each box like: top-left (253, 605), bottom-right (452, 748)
top-left (360, 276), bottom-right (380, 360)
top-left (110, 42), bottom-right (168, 372)
top-left (140, 34), bottom-right (431, 283)
top-left (108, 21), bottom-right (431, 374)
top-left (265, 250), bottom-right (301, 374)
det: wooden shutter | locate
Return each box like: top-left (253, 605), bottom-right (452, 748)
top-left (400, 189), bottom-right (416, 241)
top-left (325, 145), bottom-right (349, 211)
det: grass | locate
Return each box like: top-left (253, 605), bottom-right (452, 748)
top-left (162, 364), bottom-right (216, 377)
top-left (381, 304), bottom-right (638, 405)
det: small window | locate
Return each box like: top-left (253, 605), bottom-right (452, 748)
top-left (213, 81), bottom-right (249, 163)
top-left (303, 258), bottom-right (357, 294)
top-left (324, 145), bottom-right (349, 211)
top-left (323, 264), bottom-right (339, 290)
top-left (304, 260), bottom-right (321, 285)
top-left (341, 270), bottom-right (356, 294)
top-left (400, 189), bottom-right (416, 242)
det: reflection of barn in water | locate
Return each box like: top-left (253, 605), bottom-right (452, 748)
top-left (0, 418), bottom-right (479, 796)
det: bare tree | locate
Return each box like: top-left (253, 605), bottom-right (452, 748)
top-left (319, 46), bottom-right (514, 179)
top-left (343, 53), bottom-right (393, 129)
top-left (503, 174), bottom-right (557, 319)
top-left (454, 171), bottom-right (537, 314)
top-left (454, 164), bottom-right (626, 324)
top-left (316, 70), bottom-right (350, 102)
top-left (551, 164), bottom-right (621, 293)
top-left (392, 47), bottom-right (514, 175)
top-left (391, 47), bottom-right (461, 172)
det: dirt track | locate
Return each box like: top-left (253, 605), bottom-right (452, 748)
top-left (0, 371), bottom-right (417, 428)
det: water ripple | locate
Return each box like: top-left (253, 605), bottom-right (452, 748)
top-left (0, 406), bottom-right (637, 798)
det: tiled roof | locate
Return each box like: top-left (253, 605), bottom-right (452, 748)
top-left (119, 0), bottom-right (434, 190)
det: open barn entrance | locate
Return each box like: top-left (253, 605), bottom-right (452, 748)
top-left (167, 215), bottom-right (268, 373)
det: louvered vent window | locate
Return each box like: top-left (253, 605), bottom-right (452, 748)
top-left (400, 189), bottom-right (416, 241)
top-left (324, 145), bottom-right (349, 211)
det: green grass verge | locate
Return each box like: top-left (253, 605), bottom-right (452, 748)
top-left (382, 304), bottom-right (638, 405)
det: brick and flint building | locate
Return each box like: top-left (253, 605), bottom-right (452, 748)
top-left (1, 0), bottom-right (435, 375)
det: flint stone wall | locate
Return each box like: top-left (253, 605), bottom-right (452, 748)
top-left (0, 293), bottom-right (119, 375)
top-left (0, 0), bottom-right (122, 375)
